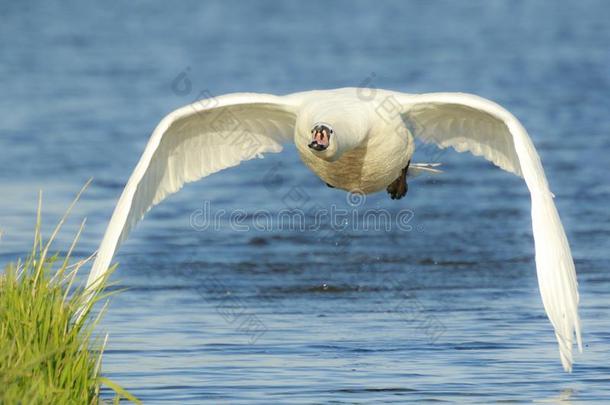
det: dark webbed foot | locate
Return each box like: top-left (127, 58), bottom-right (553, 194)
top-left (326, 182), bottom-right (335, 188)
top-left (386, 161), bottom-right (410, 200)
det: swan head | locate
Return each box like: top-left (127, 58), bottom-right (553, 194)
top-left (300, 105), bottom-right (368, 162)
top-left (308, 122), bottom-right (334, 152)
top-left (305, 121), bottom-right (341, 161)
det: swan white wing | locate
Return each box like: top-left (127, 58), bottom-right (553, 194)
top-left (397, 92), bottom-right (582, 372)
top-left (87, 92), bottom-right (299, 289)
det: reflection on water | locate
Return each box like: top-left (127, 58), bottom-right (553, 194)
top-left (1, 0), bottom-right (609, 403)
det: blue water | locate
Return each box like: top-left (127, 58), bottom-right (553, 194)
top-left (1, 1), bottom-right (610, 403)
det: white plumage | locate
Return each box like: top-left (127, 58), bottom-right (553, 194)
top-left (86, 88), bottom-right (581, 372)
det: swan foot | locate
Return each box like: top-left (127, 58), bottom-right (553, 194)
top-left (386, 161), bottom-right (410, 200)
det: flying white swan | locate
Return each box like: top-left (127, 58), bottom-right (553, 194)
top-left (86, 88), bottom-right (581, 371)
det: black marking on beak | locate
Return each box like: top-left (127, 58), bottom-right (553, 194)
top-left (308, 140), bottom-right (327, 151)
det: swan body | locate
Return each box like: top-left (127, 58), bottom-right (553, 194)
top-left (85, 87), bottom-right (581, 372)
top-left (293, 89), bottom-right (413, 193)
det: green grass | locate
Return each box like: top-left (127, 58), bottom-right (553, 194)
top-left (0, 183), bottom-right (140, 404)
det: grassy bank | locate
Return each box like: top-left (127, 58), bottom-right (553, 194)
top-left (0, 185), bottom-right (139, 404)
